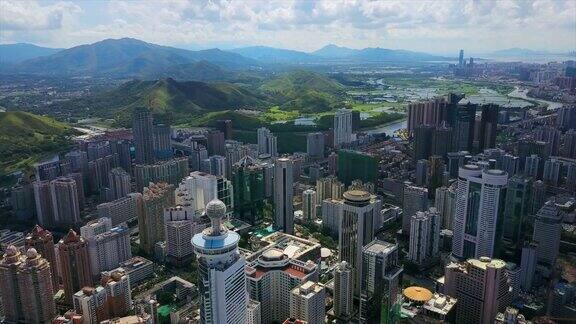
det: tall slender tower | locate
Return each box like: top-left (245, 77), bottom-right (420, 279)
top-left (58, 229), bottom-right (93, 305)
top-left (192, 199), bottom-right (247, 323)
top-left (334, 108), bottom-right (353, 148)
top-left (25, 225), bottom-right (60, 291)
top-left (333, 261), bottom-right (353, 320)
top-left (0, 245), bottom-right (23, 322)
top-left (274, 158), bottom-right (294, 234)
top-left (50, 176), bottom-right (81, 226)
top-left (132, 108), bottom-right (155, 165)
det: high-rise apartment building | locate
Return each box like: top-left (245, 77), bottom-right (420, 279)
top-left (306, 132), bottom-right (325, 159)
top-left (532, 202), bottom-right (562, 267)
top-left (207, 129), bottom-right (226, 156)
top-left (216, 119), bottom-right (233, 140)
top-left (108, 167), bottom-right (131, 200)
top-left (33, 180), bottom-right (55, 228)
top-left (501, 154), bottom-right (520, 176)
top-left (153, 123), bottom-right (172, 160)
top-left (333, 261), bottom-right (353, 320)
top-left (531, 180), bottom-right (546, 214)
top-left (192, 199), bottom-right (247, 323)
top-left (97, 193), bottom-right (144, 226)
top-left (524, 154), bottom-right (541, 179)
top-left (58, 229), bottom-right (93, 305)
top-left (408, 207), bottom-right (441, 266)
top-left (302, 189), bottom-right (316, 222)
top-left (25, 225), bottom-right (59, 291)
top-left (520, 242), bottom-right (537, 292)
top-left (452, 165), bottom-right (508, 259)
top-left (110, 140), bottom-right (132, 175)
top-left (133, 108), bottom-right (155, 165)
top-left (543, 158), bottom-right (562, 186)
top-left (139, 182), bottom-right (175, 254)
top-left (73, 286), bottom-right (109, 323)
top-left (359, 240), bottom-right (403, 324)
top-left (444, 257), bottom-right (512, 324)
top-left (289, 281), bottom-right (326, 324)
top-left (257, 127), bottom-right (277, 157)
top-left (175, 171), bottom-right (218, 213)
top-left (274, 157), bottom-right (294, 234)
top-left (334, 108), bottom-right (352, 148)
top-left (435, 184), bottom-right (456, 229)
top-left (402, 184), bottom-right (428, 236)
top-left (164, 206), bottom-right (195, 264)
top-left (81, 218), bottom-right (131, 277)
top-left (134, 157), bottom-right (189, 192)
top-left (479, 104), bottom-right (499, 151)
top-left (454, 103), bottom-right (476, 152)
top-left (51, 176), bottom-right (81, 226)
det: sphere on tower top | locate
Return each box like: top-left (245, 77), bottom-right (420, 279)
top-left (205, 199), bottom-right (226, 220)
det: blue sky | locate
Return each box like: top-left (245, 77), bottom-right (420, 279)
top-left (1, 0), bottom-right (575, 54)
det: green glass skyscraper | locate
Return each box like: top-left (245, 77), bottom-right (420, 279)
top-left (337, 150), bottom-right (378, 186)
top-left (232, 156), bottom-right (266, 225)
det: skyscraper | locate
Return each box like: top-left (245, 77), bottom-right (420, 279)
top-left (435, 184), bottom-right (456, 229)
top-left (334, 108), bottom-right (353, 148)
top-left (453, 103), bottom-right (476, 151)
top-left (333, 261), bottom-right (353, 320)
top-left (25, 225), bottom-right (59, 291)
top-left (408, 207), bottom-right (441, 266)
top-left (290, 281), bottom-right (326, 324)
top-left (133, 108), bottom-right (155, 165)
top-left (459, 49), bottom-right (464, 67)
top-left (452, 165), bottom-right (508, 260)
top-left (479, 104), bottom-right (499, 151)
top-left (134, 157), bottom-right (189, 192)
top-left (530, 180), bottom-right (546, 215)
top-left (414, 125), bottom-right (434, 161)
top-left (50, 176), bottom-right (81, 226)
top-left (444, 257), bottom-right (512, 324)
top-left (108, 167), bottom-right (131, 200)
top-left (192, 199), bottom-right (247, 323)
top-left (207, 129), bottom-right (226, 156)
top-left (520, 242), bottom-right (537, 292)
top-left (502, 176), bottom-right (532, 256)
top-left (359, 240), bottom-right (403, 324)
top-left (139, 182), bottom-right (175, 254)
top-left (402, 185), bottom-right (428, 236)
top-left (543, 158), bottom-right (562, 187)
top-left (216, 119), bottom-right (233, 140)
top-left (274, 157), bottom-right (294, 234)
top-left (337, 149), bottom-right (377, 186)
top-left (302, 189), bottom-right (317, 222)
top-left (153, 123), bottom-right (173, 160)
top-left (164, 206), bottom-right (194, 264)
top-left (532, 202), bottom-right (562, 267)
top-left (58, 229), bottom-right (93, 304)
top-left (338, 190), bottom-right (378, 295)
top-left (34, 180), bottom-right (55, 228)
top-left (306, 132), bottom-right (325, 159)
top-left (257, 127), bottom-right (277, 157)
top-left (81, 219), bottom-right (132, 277)
top-left (232, 156), bottom-right (266, 225)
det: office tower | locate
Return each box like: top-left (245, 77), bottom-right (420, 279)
top-left (35, 159), bottom-right (62, 181)
top-left (232, 156), bottom-right (266, 225)
top-left (428, 155), bottom-right (445, 197)
top-left (454, 104), bottom-right (476, 151)
top-left (535, 127), bottom-right (561, 155)
top-left (82, 220), bottom-right (131, 277)
top-left (0, 246), bottom-right (57, 323)
top-left (408, 207), bottom-right (441, 266)
top-left (543, 158), bottom-right (561, 187)
top-left (102, 269), bottom-right (132, 318)
top-left (479, 104), bottom-right (499, 151)
top-left (459, 49), bottom-right (464, 67)
top-left (548, 282), bottom-right (576, 320)
top-left (452, 165), bottom-right (508, 260)
top-left (402, 185), bottom-right (428, 236)
top-left (327, 151), bottom-right (338, 175)
top-left (501, 154), bottom-right (519, 176)
top-left (415, 159), bottom-right (429, 186)
top-left (175, 171), bottom-right (218, 212)
top-left (58, 229), bottom-right (93, 304)
top-left (337, 149), bottom-right (377, 186)
top-left (192, 199), bottom-right (247, 323)
top-left (205, 155), bottom-right (226, 178)
top-left (247, 299), bottom-right (261, 324)
top-left (306, 132), bottom-right (325, 159)
top-left (134, 157), bottom-right (189, 192)
top-left (432, 125), bottom-right (453, 158)
top-left (562, 129), bottom-right (576, 158)
top-left (302, 189), bottom-right (316, 222)
top-left (153, 124), bottom-right (172, 160)
top-left (133, 108), bottom-right (155, 165)
top-left (359, 240), bottom-right (403, 324)
top-left (33, 180), bottom-right (55, 228)
top-left (97, 193), bottom-right (144, 226)
top-left (108, 167), bottom-right (131, 200)
top-left (216, 119), bottom-right (233, 140)
top-left (290, 281), bottom-right (326, 324)
top-left (520, 242), bottom-right (537, 291)
top-left (207, 129), bottom-right (226, 156)
top-left (10, 183), bottom-right (36, 220)
top-left (502, 176), bottom-right (532, 255)
top-left (73, 286), bottom-right (109, 323)
top-left (531, 180), bottom-right (546, 214)
top-left (139, 182), bottom-right (175, 254)
top-left (164, 206), bottom-right (194, 264)
top-left (435, 185), bottom-right (456, 229)
top-left (110, 140), bottom-right (132, 175)
top-left (190, 144), bottom-right (209, 171)
top-left (50, 176), bottom-right (81, 226)
top-left (556, 106), bottom-right (576, 130)
top-left (25, 225), bottom-right (59, 291)
top-left (444, 258), bottom-right (512, 324)
top-left (532, 202), bottom-right (562, 267)
top-left (274, 157), bottom-right (294, 234)
top-left (334, 108), bottom-right (353, 148)
top-left (88, 154), bottom-right (118, 193)
top-left (308, 164), bottom-right (324, 183)
top-left (338, 190), bottom-right (379, 295)
top-left (333, 261), bottom-right (353, 320)
top-left (216, 177), bottom-right (233, 216)
top-left (257, 127), bottom-right (277, 157)
top-left (414, 125), bottom-right (434, 161)
top-left (245, 249), bottom-right (318, 324)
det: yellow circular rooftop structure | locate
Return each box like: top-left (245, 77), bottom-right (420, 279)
top-left (343, 190), bottom-right (370, 202)
top-left (403, 286), bottom-right (433, 303)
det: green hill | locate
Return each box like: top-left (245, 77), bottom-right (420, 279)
top-left (260, 70), bottom-right (345, 113)
top-left (51, 78), bottom-right (270, 125)
top-left (0, 111), bottom-right (74, 177)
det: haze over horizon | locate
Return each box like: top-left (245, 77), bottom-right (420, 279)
top-left (1, 0), bottom-right (575, 55)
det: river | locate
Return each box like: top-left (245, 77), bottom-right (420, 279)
top-left (363, 118), bottom-right (407, 136)
top-left (507, 87), bottom-right (564, 110)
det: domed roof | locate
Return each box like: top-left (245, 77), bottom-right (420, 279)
top-left (5, 245), bottom-right (18, 257)
top-left (205, 199), bottom-right (226, 220)
top-left (262, 249), bottom-right (285, 261)
top-left (343, 190), bottom-right (370, 202)
top-left (26, 248), bottom-right (38, 259)
top-left (403, 286), bottom-right (433, 303)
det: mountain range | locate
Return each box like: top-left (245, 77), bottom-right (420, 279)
top-left (0, 38), bottom-right (455, 79)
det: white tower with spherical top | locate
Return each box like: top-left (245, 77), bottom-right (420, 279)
top-left (192, 199), bottom-right (247, 324)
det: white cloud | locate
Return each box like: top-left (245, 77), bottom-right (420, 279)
top-left (0, 0), bottom-right (574, 53)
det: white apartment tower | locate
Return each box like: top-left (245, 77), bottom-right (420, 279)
top-left (274, 158), bottom-right (294, 234)
top-left (408, 207), bottom-right (441, 265)
top-left (302, 189), bottom-right (317, 222)
top-left (164, 206), bottom-right (195, 264)
top-left (290, 281), bottom-right (326, 324)
top-left (334, 108), bottom-right (353, 148)
top-left (192, 199), bottom-right (247, 324)
top-left (333, 261), bottom-right (353, 320)
top-left (452, 165), bottom-right (508, 260)
top-left (50, 176), bottom-right (81, 225)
